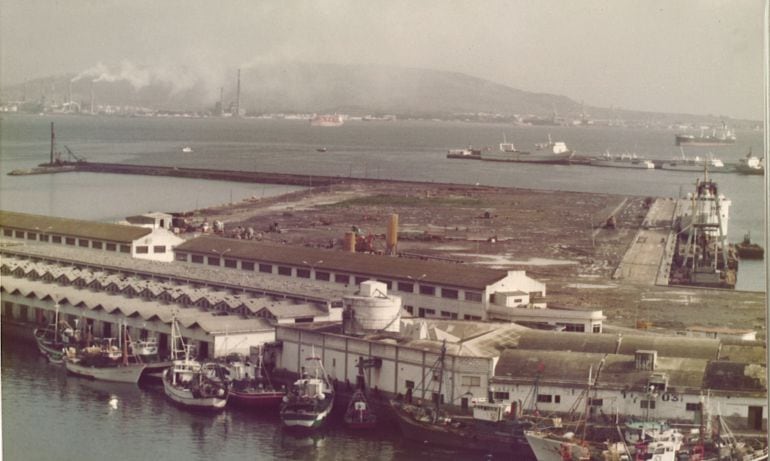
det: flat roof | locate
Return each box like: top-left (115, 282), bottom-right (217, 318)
top-left (0, 210), bottom-right (150, 243)
top-left (176, 235), bottom-right (510, 290)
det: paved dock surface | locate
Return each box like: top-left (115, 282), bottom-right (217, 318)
top-left (615, 199), bottom-right (677, 285)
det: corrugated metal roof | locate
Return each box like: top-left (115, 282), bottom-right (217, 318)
top-left (703, 361), bottom-right (766, 392)
top-left (493, 349), bottom-right (708, 391)
top-left (515, 330), bottom-right (720, 360)
top-left (175, 235), bottom-right (508, 290)
top-left (0, 210), bottom-right (150, 243)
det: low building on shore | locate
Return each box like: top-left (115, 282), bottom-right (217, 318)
top-left (174, 235), bottom-right (605, 331)
top-left (0, 210), bottom-right (183, 262)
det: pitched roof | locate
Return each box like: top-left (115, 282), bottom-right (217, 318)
top-left (175, 235), bottom-right (509, 290)
top-left (0, 210), bottom-right (150, 243)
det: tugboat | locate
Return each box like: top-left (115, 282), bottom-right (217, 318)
top-left (280, 349), bottom-right (334, 430)
top-left (735, 232), bottom-right (764, 260)
top-left (343, 357), bottom-right (378, 430)
top-left (390, 342), bottom-right (534, 457)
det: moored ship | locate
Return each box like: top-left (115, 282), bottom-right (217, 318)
top-left (675, 123), bottom-right (736, 146)
top-left (162, 318), bottom-right (229, 410)
top-left (669, 168), bottom-right (737, 288)
top-left (735, 149), bottom-right (764, 175)
top-left (389, 342), bottom-right (533, 457)
top-left (589, 151), bottom-right (654, 169)
top-left (280, 352), bottom-right (334, 430)
top-left (310, 114), bottom-right (344, 127)
top-left (480, 135), bottom-right (573, 164)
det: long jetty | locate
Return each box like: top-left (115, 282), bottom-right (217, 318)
top-left (11, 162), bottom-right (356, 187)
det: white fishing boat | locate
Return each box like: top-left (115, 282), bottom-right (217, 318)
top-left (162, 317), bottom-right (229, 410)
top-left (280, 349), bottom-right (334, 429)
top-left (63, 322), bottom-right (167, 384)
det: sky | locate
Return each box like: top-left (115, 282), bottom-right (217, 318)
top-left (0, 0), bottom-right (766, 119)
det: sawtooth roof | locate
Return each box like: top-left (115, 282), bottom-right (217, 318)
top-left (175, 235), bottom-right (509, 290)
top-left (0, 210), bottom-right (150, 243)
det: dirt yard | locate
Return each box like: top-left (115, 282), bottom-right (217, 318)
top-left (188, 180), bottom-right (765, 335)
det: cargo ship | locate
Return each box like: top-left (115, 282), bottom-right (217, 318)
top-left (675, 123), bottom-right (736, 146)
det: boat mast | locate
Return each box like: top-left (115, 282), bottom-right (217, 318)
top-left (54, 300), bottom-right (60, 343)
top-left (433, 340), bottom-right (446, 423)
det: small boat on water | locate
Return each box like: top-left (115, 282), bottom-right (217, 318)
top-left (316, 147), bottom-right (328, 153)
top-left (735, 149), bottom-right (764, 175)
top-left (162, 317), bottom-right (229, 410)
top-left (64, 332), bottom-right (147, 384)
top-left (589, 151), bottom-right (655, 169)
top-left (225, 350), bottom-right (285, 411)
top-left (344, 389), bottom-right (377, 429)
top-left (181, 146), bottom-right (193, 153)
top-left (280, 350), bottom-right (334, 430)
top-left (735, 232), bottom-right (764, 260)
top-left (32, 303), bottom-right (77, 363)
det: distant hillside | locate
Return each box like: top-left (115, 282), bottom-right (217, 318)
top-left (0, 62), bottom-right (584, 116)
top-left (0, 62), bottom-right (752, 124)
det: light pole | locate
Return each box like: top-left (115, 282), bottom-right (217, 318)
top-left (211, 248), bottom-right (231, 266)
top-left (302, 260), bottom-right (323, 280)
top-left (406, 273), bottom-right (427, 295)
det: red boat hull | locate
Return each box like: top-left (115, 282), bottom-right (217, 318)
top-left (228, 390), bottom-right (284, 409)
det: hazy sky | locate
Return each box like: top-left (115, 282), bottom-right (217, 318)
top-left (1, 0), bottom-right (765, 119)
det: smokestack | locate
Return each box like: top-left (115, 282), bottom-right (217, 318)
top-left (90, 81), bottom-right (94, 114)
top-left (235, 69), bottom-right (241, 117)
top-left (219, 87), bottom-right (224, 116)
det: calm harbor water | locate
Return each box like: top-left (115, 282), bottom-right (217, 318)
top-left (0, 114), bottom-right (765, 460)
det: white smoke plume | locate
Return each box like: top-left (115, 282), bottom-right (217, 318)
top-left (71, 60), bottom-right (202, 95)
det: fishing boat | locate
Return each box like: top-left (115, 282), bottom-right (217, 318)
top-left (389, 342), bottom-right (534, 457)
top-left (735, 149), bottom-right (764, 175)
top-left (735, 232), bottom-right (764, 260)
top-left (225, 349), bottom-right (285, 410)
top-left (589, 151), bottom-right (655, 169)
top-left (162, 317), bottom-right (229, 410)
top-left (32, 303), bottom-right (77, 363)
top-left (63, 324), bottom-right (149, 384)
top-left (181, 146), bottom-right (193, 153)
top-left (279, 350), bottom-right (335, 430)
